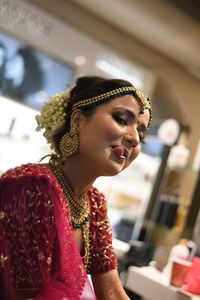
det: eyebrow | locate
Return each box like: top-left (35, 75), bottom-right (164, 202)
top-left (112, 107), bottom-right (135, 119)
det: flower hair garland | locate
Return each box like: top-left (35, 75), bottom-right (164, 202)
top-left (35, 90), bottom-right (71, 149)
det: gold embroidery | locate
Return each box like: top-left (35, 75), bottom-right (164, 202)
top-left (38, 252), bottom-right (45, 261)
top-left (87, 188), bottom-right (117, 273)
top-left (1, 165), bottom-right (56, 288)
top-left (44, 200), bottom-right (53, 209)
top-left (47, 255), bottom-right (52, 265)
top-left (92, 220), bottom-right (108, 226)
top-left (0, 254), bottom-right (8, 267)
top-left (0, 211), bottom-right (5, 220)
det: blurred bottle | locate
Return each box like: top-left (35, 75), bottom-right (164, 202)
top-left (163, 238), bottom-right (189, 281)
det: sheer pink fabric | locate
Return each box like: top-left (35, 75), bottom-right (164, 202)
top-left (33, 174), bottom-right (96, 300)
top-left (0, 164), bottom-right (96, 300)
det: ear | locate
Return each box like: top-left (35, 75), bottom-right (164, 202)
top-left (70, 109), bottom-right (84, 128)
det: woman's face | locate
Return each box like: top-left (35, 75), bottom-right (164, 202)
top-left (77, 94), bottom-right (150, 177)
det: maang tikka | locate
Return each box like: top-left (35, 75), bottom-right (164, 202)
top-left (59, 127), bottom-right (79, 159)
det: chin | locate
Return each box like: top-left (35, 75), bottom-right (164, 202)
top-left (94, 158), bottom-right (127, 177)
top-left (101, 164), bottom-right (124, 177)
top-left (122, 162), bottom-right (132, 171)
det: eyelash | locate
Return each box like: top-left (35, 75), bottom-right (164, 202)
top-left (113, 115), bottom-right (127, 125)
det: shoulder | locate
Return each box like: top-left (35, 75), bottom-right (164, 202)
top-left (0, 163), bottom-right (58, 193)
top-left (0, 163), bottom-right (61, 213)
top-left (89, 186), bottom-right (106, 200)
top-left (89, 186), bottom-right (107, 207)
top-left (88, 186), bottom-right (109, 220)
top-left (1, 163), bottom-right (53, 181)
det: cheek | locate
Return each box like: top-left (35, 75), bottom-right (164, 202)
top-left (125, 145), bottom-right (141, 168)
top-left (105, 122), bottom-right (125, 141)
top-left (92, 120), bottom-right (122, 143)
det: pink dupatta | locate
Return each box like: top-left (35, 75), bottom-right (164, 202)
top-left (33, 172), bottom-right (96, 300)
top-left (0, 164), bottom-right (96, 300)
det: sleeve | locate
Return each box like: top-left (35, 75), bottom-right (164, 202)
top-left (88, 188), bottom-right (117, 274)
top-left (0, 174), bottom-right (57, 299)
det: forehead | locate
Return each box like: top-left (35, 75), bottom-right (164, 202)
top-left (103, 94), bottom-right (141, 111)
top-left (98, 94), bottom-right (150, 125)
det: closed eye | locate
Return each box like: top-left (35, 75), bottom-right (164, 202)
top-left (113, 115), bottom-right (128, 126)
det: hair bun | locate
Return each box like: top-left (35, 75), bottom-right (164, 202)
top-left (70, 76), bottom-right (105, 104)
top-left (75, 76), bottom-right (104, 91)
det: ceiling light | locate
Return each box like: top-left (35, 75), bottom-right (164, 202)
top-left (74, 55), bottom-right (86, 66)
top-left (96, 59), bottom-right (143, 89)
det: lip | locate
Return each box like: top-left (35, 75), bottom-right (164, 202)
top-left (111, 145), bottom-right (129, 160)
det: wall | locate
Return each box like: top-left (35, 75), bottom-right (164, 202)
top-left (29, 0), bottom-right (200, 163)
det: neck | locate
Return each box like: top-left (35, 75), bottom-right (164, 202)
top-left (59, 155), bottom-right (96, 199)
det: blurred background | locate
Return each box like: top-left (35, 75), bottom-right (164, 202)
top-left (0, 0), bottom-right (200, 297)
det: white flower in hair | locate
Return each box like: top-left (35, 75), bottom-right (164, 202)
top-left (35, 90), bottom-right (71, 149)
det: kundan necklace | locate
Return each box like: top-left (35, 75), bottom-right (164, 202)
top-left (49, 160), bottom-right (90, 229)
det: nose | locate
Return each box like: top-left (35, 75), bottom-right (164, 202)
top-left (124, 128), bottom-right (140, 148)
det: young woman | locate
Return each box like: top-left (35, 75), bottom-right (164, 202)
top-left (0, 76), bottom-right (152, 300)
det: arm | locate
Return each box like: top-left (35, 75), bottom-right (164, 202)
top-left (92, 269), bottom-right (130, 300)
top-left (89, 189), bottom-right (130, 299)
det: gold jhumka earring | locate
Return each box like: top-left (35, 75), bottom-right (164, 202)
top-left (59, 127), bottom-right (79, 159)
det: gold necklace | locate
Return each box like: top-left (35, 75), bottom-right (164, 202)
top-left (49, 161), bottom-right (90, 229)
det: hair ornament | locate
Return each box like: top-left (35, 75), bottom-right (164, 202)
top-left (72, 85), bottom-right (152, 127)
top-left (35, 90), bottom-right (71, 148)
